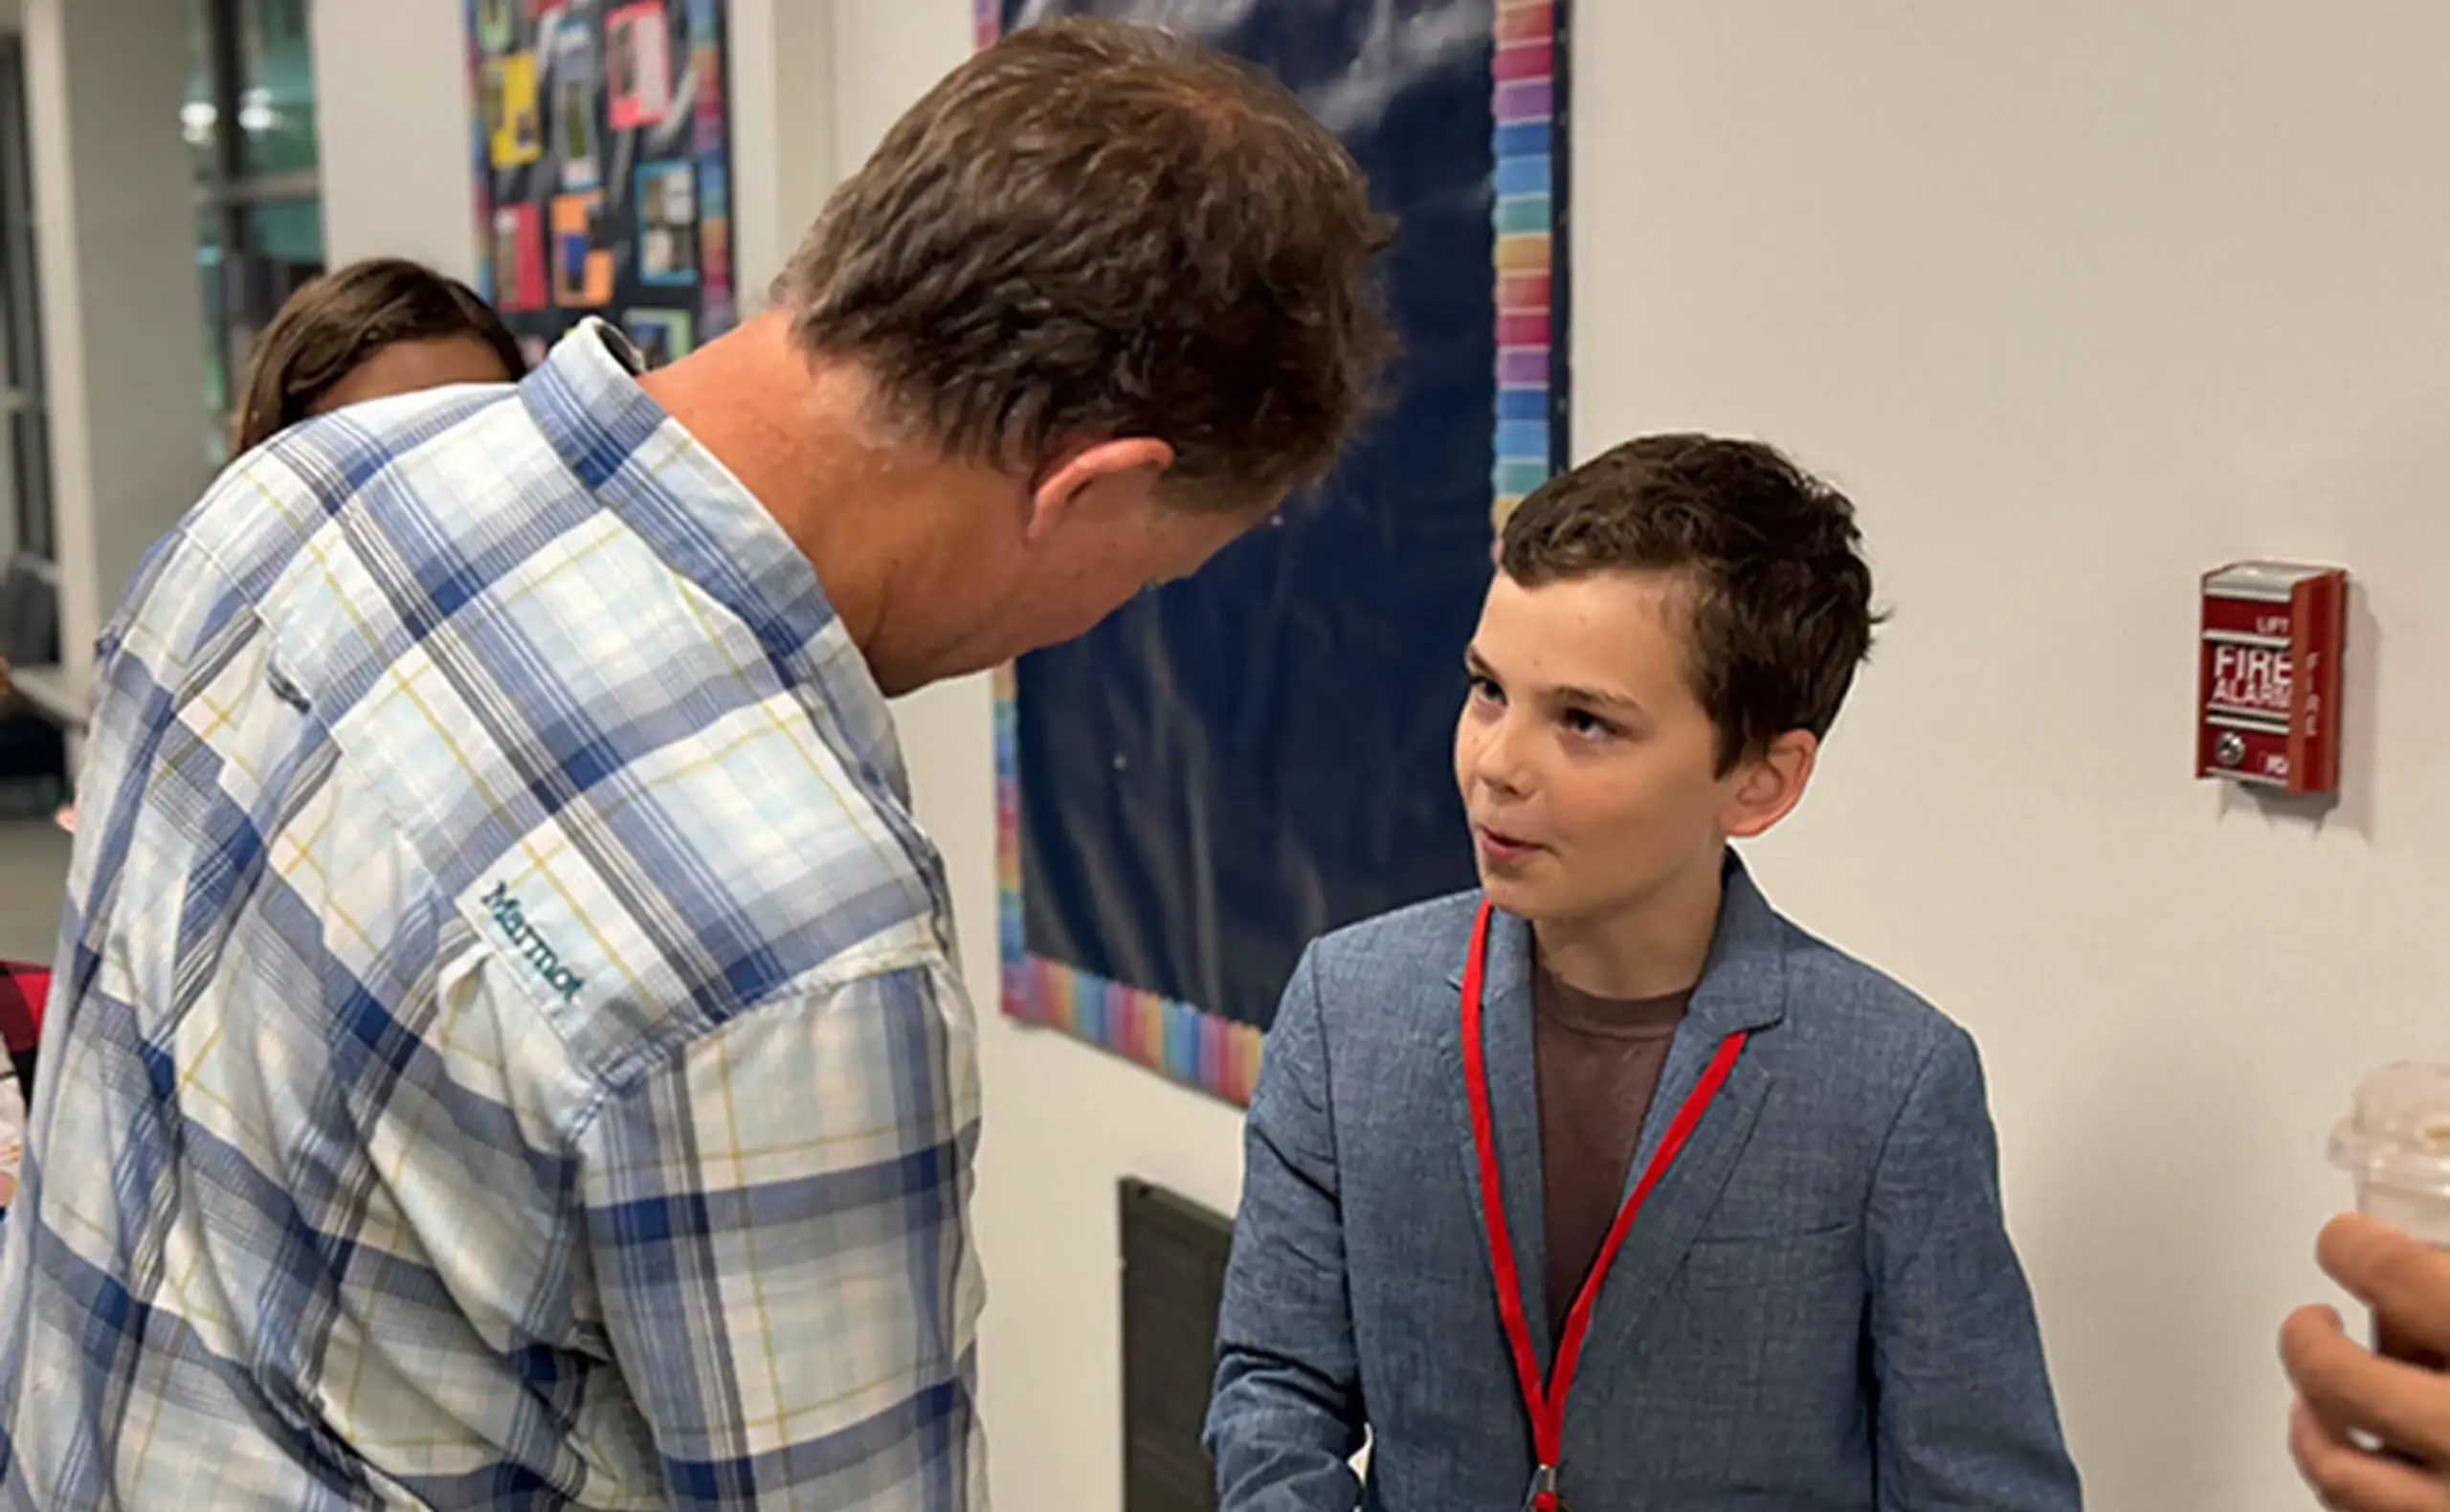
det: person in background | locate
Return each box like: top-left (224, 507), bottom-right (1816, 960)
top-left (230, 256), bottom-right (527, 456)
top-left (40, 258), bottom-right (527, 838)
top-left (1208, 436), bottom-right (2081, 1511)
top-left (2283, 1213), bottom-right (2450, 1507)
top-left (0, 18), bottom-right (1389, 1511)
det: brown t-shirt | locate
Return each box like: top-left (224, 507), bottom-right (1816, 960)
top-left (1533, 959), bottom-right (1691, 1343)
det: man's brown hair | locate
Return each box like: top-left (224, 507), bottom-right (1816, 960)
top-left (771, 17), bottom-right (1393, 510)
top-left (234, 258), bottom-right (526, 456)
top-left (1500, 434), bottom-right (1881, 771)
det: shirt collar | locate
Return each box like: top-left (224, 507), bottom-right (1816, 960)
top-left (518, 319), bottom-right (911, 806)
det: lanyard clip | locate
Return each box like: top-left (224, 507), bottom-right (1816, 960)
top-left (1523, 1463), bottom-right (1563, 1512)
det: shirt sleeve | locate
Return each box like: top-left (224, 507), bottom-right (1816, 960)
top-left (577, 960), bottom-right (984, 1511)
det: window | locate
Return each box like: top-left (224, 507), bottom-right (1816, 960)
top-left (0, 33), bottom-right (49, 567)
top-left (185, 0), bottom-right (323, 463)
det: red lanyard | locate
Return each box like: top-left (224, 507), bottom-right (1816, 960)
top-left (1459, 900), bottom-right (1747, 1512)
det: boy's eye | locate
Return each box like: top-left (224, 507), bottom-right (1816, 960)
top-left (1563, 707), bottom-right (1615, 738)
top-left (1467, 676), bottom-right (1503, 702)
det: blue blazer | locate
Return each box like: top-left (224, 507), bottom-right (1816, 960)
top-left (1207, 856), bottom-right (2081, 1511)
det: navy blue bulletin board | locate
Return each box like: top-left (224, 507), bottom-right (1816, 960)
top-left (988, 0), bottom-right (1571, 1101)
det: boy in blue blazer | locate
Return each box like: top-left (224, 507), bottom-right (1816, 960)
top-left (1207, 435), bottom-right (2081, 1511)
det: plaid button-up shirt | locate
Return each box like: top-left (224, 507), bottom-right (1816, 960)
top-left (0, 324), bottom-right (984, 1510)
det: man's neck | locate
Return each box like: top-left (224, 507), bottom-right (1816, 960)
top-left (634, 311), bottom-right (994, 695)
top-left (1532, 854), bottom-right (1726, 1001)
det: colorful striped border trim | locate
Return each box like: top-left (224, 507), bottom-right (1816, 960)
top-left (993, 663), bottom-right (1266, 1102)
top-left (989, 4), bottom-right (1570, 1105)
top-left (1491, 0), bottom-right (1569, 536)
top-left (690, 0), bottom-right (737, 335)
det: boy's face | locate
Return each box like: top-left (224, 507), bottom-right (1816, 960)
top-left (1454, 567), bottom-right (1815, 927)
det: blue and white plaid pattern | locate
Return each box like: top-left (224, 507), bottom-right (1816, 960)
top-left (0, 324), bottom-right (984, 1510)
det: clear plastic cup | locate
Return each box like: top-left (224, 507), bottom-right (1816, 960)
top-left (2330, 1062), bottom-right (2450, 1367)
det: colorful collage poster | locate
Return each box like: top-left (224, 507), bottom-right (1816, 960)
top-left (489, 203), bottom-right (546, 313)
top-left (483, 52), bottom-right (541, 168)
top-left (551, 17), bottom-right (599, 192)
top-left (467, 0), bottom-right (734, 367)
top-left (549, 192), bottom-right (613, 307)
top-left (635, 160), bottom-right (696, 285)
top-left (607, 4), bottom-right (674, 129)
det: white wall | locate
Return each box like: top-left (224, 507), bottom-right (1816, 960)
top-left (727, 0), bottom-right (835, 303)
top-left (315, 3), bottom-right (2450, 1509)
top-left (311, 0), bottom-right (479, 279)
top-left (1577, 5), bottom-right (2450, 1508)
top-left (21, 0), bottom-right (208, 696)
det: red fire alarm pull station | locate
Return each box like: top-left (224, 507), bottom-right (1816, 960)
top-left (2197, 563), bottom-right (2347, 795)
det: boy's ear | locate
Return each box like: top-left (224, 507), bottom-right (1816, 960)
top-left (1722, 730), bottom-right (1818, 839)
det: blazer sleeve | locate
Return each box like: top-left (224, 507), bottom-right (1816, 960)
top-left (1865, 1027), bottom-right (2084, 1511)
top-left (1205, 943), bottom-right (1367, 1512)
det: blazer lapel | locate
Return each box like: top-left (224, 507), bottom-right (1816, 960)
top-left (1442, 902), bottom-right (1556, 1378)
top-left (1570, 854), bottom-right (1790, 1378)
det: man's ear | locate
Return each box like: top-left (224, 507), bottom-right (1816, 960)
top-left (1722, 729), bottom-right (1819, 840)
top-left (1024, 437), bottom-right (1176, 545)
